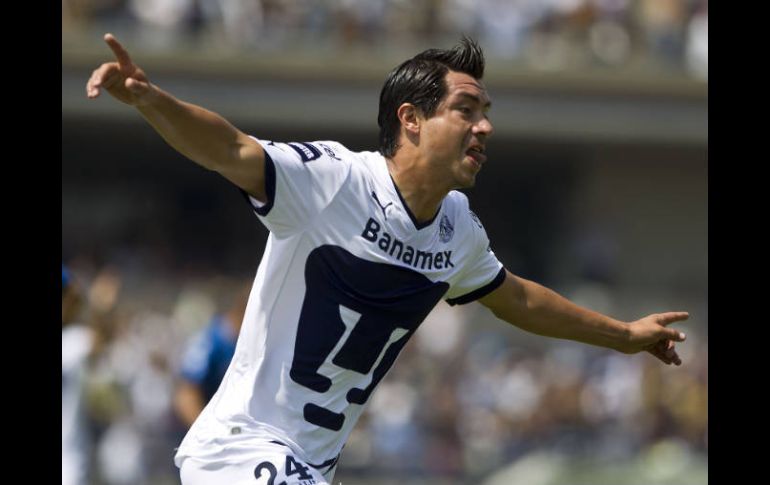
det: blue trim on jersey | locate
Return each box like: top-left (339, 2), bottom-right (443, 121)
top-left (446, 267), bottom-right (506, 306)
top-left (389, 176), bottom-right (441, 230)
top-left (239, 149), bottom-right (276, 216)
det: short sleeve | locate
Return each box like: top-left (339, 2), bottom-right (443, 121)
top-left (241, 138), bottom-right (352, 238)
top-left (445, 208), bottom-right (505, 305)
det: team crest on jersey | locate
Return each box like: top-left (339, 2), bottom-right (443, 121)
top-left (439, 214), bottom-right (454, 243)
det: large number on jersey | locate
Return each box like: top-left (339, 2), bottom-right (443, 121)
top-left (289, 245), bottom-right (449, 431)
top-left (253, 455), bottom-right (312, 485)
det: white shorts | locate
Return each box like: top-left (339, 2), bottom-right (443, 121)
top-left (179, 441), bottom-right (337, 485)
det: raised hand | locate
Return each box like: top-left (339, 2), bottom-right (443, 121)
top-left (86, 34), bottom-right (154, 106)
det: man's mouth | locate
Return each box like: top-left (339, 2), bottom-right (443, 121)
top-left (466, 145), bottom-right (487, 166)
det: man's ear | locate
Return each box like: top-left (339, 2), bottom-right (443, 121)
top-left (397, 103), bottom-right (421, 135)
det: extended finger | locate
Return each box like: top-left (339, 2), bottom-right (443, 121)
top-left (654, 313), bottom-right (688, 342)
top-left (656, 312), bottom-right (689, 327)
top-left (104, 33), bottom-right (133, 71)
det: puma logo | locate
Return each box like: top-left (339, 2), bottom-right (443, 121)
top-left (371, 191), bottom-right (393, 219)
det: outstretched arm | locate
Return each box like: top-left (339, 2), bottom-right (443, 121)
top-left (479, 270), bottom-right (688, 365)
top-left (86, 34), bottom-right (267, 201)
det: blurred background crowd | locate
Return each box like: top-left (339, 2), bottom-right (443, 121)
top-left (63, 0), bottom-right (707, 79)
top-left (62, 1), bottom-right (707, 484)
top-left (61, 262), bottom-right (707, 485)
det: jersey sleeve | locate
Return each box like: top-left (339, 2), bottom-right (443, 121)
top-left (240, 138), bottom-right (352, 238)
top-left (444, 207), bottom-right (505, 306)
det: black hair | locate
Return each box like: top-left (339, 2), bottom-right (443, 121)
top-left (377, 36), bottom-right (485, 158)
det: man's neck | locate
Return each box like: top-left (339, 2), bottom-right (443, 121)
top-left (386, 155), bottom-right (449, 224)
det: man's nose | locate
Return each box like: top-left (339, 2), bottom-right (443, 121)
top-left (474, 116), bottom-right (494, 139)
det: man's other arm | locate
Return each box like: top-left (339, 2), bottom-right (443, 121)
top-left (479, 270), bottom-right (688, 365)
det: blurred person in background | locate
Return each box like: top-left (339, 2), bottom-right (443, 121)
top-left (174, 283), bottom-right (250, 427)
top-left (86, 34), bottom-right (689, 484)
top-left (63, 264), bottom-right (140, 485)
top-left (62, 265), bottom-right (92, 485)
top-left (85, 266), bottom-right (183, 485)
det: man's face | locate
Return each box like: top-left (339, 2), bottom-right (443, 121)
top-left (419, 70), bottom-right (494, 189)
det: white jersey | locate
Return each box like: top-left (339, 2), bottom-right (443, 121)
top-left (175, 139), bottom-right (505, 471)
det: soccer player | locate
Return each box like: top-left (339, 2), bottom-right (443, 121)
top-left (86, 34), bottom-right (688, 485)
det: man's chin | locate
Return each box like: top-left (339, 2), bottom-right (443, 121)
top-left (453, 174), bottom-right (477, 190)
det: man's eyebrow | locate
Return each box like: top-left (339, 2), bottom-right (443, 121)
top-left (456, 92), bottom-right (492, 109)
